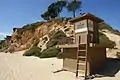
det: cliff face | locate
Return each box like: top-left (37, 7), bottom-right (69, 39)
top-left (1, 19), bottom-right (120, 58)
top-left (100, 32), bottom-right (120, 58)
top-left (99, 22), bottom-right (120, 58)
top-left (3, 19), bottom-right (74, 52)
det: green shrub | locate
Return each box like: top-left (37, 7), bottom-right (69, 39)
top-left (99, 22), bottom-right (113, 31)
top-left (17, 28), bottom-right (25, 34)
top-left (46, 30), bottom-right (66, 48)
top-left (23, 46), bottom-right (61, 58)
top-left (99, 22), bottom-right (120, 36)
top-left (53, 17), bottom-right (72, 23)
top-left (0, 45), bottom-right (2, 49)
top-left (99, 32), bottom-right (116, 48)
top-left (22, 22), bottom-right (44, 30)
top-left (40, 47), bottom-right (61, 58)
top-left (0, 40), bottom-right (5, 49)
top-left (13, 28), bottom-right (18, 32)
top-left (116, 52), bottom-right (120, 59)
top-left (53, 17), bottom-right (64, 23)
top-left (33, 39), bottom-right (39, 47)
top-left (57, 52), bottom-right (63, 59)
top-left (52, 30), bottom-right (66, 39)
top-left (23, 46), bottom-right (41, 56)
top-left (16, 22), bottom-right (44, 35)
top-left (64, 28), bottom-right (69, 32)
top-left (5, 36), bottom-right (12, 40)
top-left (46, 40), bottom-right (58, 48)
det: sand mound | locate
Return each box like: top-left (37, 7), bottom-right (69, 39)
top-left (0, 52), bottom-right (120, 80)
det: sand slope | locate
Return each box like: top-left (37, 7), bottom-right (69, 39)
top-left (0, 52), bottom-right (77, 80)
top-left (0, 52), bottom-right (120, 80)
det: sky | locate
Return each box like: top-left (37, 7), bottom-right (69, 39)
top-left (0, 0), bottom-right (120, 39)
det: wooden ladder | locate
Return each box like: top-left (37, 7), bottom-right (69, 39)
top-left (76, 35), bottom-right (89, 80)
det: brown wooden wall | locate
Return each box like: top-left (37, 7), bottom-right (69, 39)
top-left (62, 46), bottom-right (106, 74)
top-left (92, 21), bottom-right (99, 43)
top-left (62, 48), bottom-right (77, 59)
top-left (88, 47), bottom-right (106, 74)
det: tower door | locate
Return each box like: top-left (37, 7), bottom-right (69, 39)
top-left (75, 32), bottom-right (88, 44)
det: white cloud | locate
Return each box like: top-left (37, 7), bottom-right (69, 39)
top-left (0, 32), bottom-right (10, 36)
top-left (0, 32), bottom-right (11, 40)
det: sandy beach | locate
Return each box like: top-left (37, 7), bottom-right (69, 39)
top-left (0, 51), bottom-right (120, 80)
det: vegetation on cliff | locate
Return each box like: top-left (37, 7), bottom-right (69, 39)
top-left (99, 32), bottom-right (116, 48)
top-left (0, 40), bottom-right (5, 50)
top-left (41, 0), bottom-right (82, 20)
top-left (23, 30), bottom-right (65, 58)
top-left (40, 47), bottom-right (61, 58)
top-left (22, 22), bottom-right (44, 30)
top-left (24, 45), bottom-right (61, 58)
top-left (14, 22), bottom-right (44, 34)
top-left (116, 52), bottom-right (120, 58)
top-left (99, 22), bottom-right (120, 35)
top-left (46, 30), bottom-right (66, 48)
top-left (67, 0), bottom-right (82, 18)
top-left (23, 46), bottom-right (41, 56)
top-left (41, 1), bottom-right (67, 20)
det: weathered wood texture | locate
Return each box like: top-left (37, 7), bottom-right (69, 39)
top-left (62, 46), bottom-right (106, 74)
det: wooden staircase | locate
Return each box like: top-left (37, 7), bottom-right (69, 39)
top-left (76, 35), bottom-right (89, 79)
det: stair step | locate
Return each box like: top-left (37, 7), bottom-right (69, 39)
top-left (78, 50), bottom-right (86, 52)
top-left (78, 60), bottom-right (86, 63)
top-left (77, 62), bottom-right (85, 65)
top-left (78, 56), bottom-right (86, 59)
top-left (77, 70), bottom-right (85, 74)
top-left (77, 64), bottom-right (86, 70)
top-left (79, 43), bottom-right (86, 45)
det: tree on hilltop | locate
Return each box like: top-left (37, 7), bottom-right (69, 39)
top-left (41, 0), bottom-right (67, 20)
top-left (67, 0), bottom-right (82, 18)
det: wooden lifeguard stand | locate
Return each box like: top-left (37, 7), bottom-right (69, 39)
top-left (59, 13), bottom-right (106, 79)
top-left (70, 13), bottom-right (103, 79)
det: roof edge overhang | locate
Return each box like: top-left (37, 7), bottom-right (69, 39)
top-left (69, 13), bottom-right (104, 23)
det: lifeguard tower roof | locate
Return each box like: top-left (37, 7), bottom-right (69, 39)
top-left (69, 13), bottom-right (104, 23)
